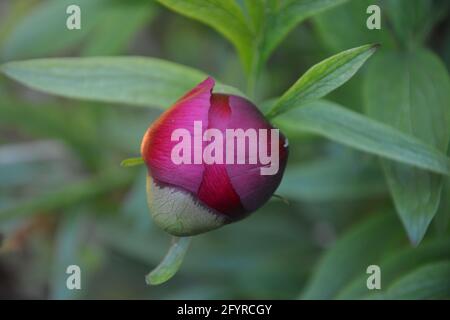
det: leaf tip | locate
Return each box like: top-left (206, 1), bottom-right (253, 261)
top-left (403, 218), bottom-right (431, 247)
top-left (407, 230), bottom-right (425, 247)
top-left (371, 43), bottom-right (381, 50)
top-left (272, 194), bottom-right (290, 205)
top-left (145, 273), bottom-right (161, 286)
top-left (144, 236), bottom-right (191, 286)
top-left (120, 157), bottom-right (145, 168)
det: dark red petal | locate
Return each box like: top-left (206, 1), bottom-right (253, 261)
top-left (197, 94), bottom-right (246, 218)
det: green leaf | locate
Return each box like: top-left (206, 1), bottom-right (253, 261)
top-left (243, 0), bottom-right (351, 84)
top-left (50, 213), bottom-right (86, 299)
top-left (120, 157), bottom-right (144, 168)
top-left (1, 57), bottom-right (243, 109)
top-left (375, 261), bottom-right (450, 299)
top-left (434, 174), bottom-right (450, 234)
top-left (145, 236), bottom-right (191, 285)
top-left (259, 0), bottom-right (350, 62)
top-left (301, 213), bottom-right (402, 299)
top-left (385, 0), bottom-right (433, 47)
top-left (365, 50), bottom-right (450, 245)
top-left (82, 3), bottom-right (156, 56)
top-left (312, 0), bottom-right (395, 52)
top-left (0, 100), bottom-right (95, 165)
top-left (0, 171), bottom-right (132, 222)
top-left (274, 100), bottom-right (450, 176)
top-left (121, 167), bottom-right (153, 231)
top-left (278, 153), bottom-right (386, 202)
top-left (156, 0), bottom-right (253, 73)
top-left (444, 24), bottom-right (450, 70)
top-left (2, 0), bottom-right (156, 59)
top-left (266, 44), bottom-right (378, 119)
top-left (337, 237), bottom-right (450, 299)
top-left (0, 0), bottom-right (35, 46)
top-left (2, 0), bottom-right (109, 60)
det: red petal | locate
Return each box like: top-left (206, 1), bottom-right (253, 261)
top-left (198, 94), bottom-right (246, 218)
top-left (141, 77), bottom-right (214, 194)
top-left (225, 96), bottom-right (289, 212)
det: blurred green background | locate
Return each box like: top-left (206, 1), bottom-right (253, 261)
top-left (0, 0), bottom-right (449, 299)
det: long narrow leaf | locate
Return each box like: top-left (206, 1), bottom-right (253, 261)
top-left (267, 44), bottom-right (378, 118)
top-left (1, 57), bottom-right (243, 109)
top-left (274, 100), bottom-right (450, 176)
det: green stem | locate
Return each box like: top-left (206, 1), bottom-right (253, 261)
top-left (246, 70), bottom-right (257, 99)
top-left (246, 49), bottom-right (262, 100)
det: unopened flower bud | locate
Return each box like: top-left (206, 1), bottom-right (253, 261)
top-left (141, 77), bottom-right (288, 236)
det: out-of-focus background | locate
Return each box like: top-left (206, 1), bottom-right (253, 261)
top-left (0, 0), bottom-right (449, 299)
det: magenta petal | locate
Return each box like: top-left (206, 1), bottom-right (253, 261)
top-left (141, 77), bottom-right (214, 194)
top-left (198, 94), bottom-right (246, 218)
top-left (224, 96), bottom-right (289, 212)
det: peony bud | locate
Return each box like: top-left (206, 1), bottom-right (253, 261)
top-left (141, 77), bottom-right (288, 236)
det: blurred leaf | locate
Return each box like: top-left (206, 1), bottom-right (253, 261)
top-left (49, 213), bottom-right (85, 299)
top-left (145, 236), bottom-right (191, 285)
top-left (311, 0), bottom-right (391, 113)
top-left (301, 212), bottom-right (403, 299)
top-left (243, 0), bottom-right (350, 94)
top-left (313, 0), bottom-right (394, 51)
top-left (434, 142), bottom-right (450, 234)
top-left (432, 0), bottom-right (450, 24)
top-left (121, 167), bottom-right (152, 232)
top-left (49, 211), bottom-right (106, 299)
top-left (0, 141), bottom-right (76, 190)
top-left (1, 57), bottom-right (244, 108)
top-left (0, 0), bottom-right (37, 46)
top-left (338, 237), bottom-right (450, 299)
top-left (443, 24), bottom-right (450, 70)
top-left (266, 44), bottom-right (378, 119)
top-left (95, 218), bottom-right (166, 266)
top-left (96, 197), bottom-right (312, 298)
top-left (365, 50), bottom-right (450, 244)
top-left (385, 0), bottom-right (433, 47)
top-left (434, 177), bottom-right (450, 234)
top-left (373, 261), bottom-right (450, 299)
top-left (278, 154), bottom-right (386, 202)
top-left (156, 0), bottom-right (253, 73)
top-left (256, 0), bottom-right (350, 63)
top-left (82, 3), bottom-right (156, 56)
top-left (0, 161), bottom-right (58, 189)
top-left (0, 99), bottom-right (102, 168)
top-left (0, 171), bottom-right (132, 222)
top-left (274, 100), bottom-right (450, 176)
top-left (2, 0), bottom-right (108, 60)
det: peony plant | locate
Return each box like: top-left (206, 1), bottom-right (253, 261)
top-left (2, 1), bottom-right (449, 289)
